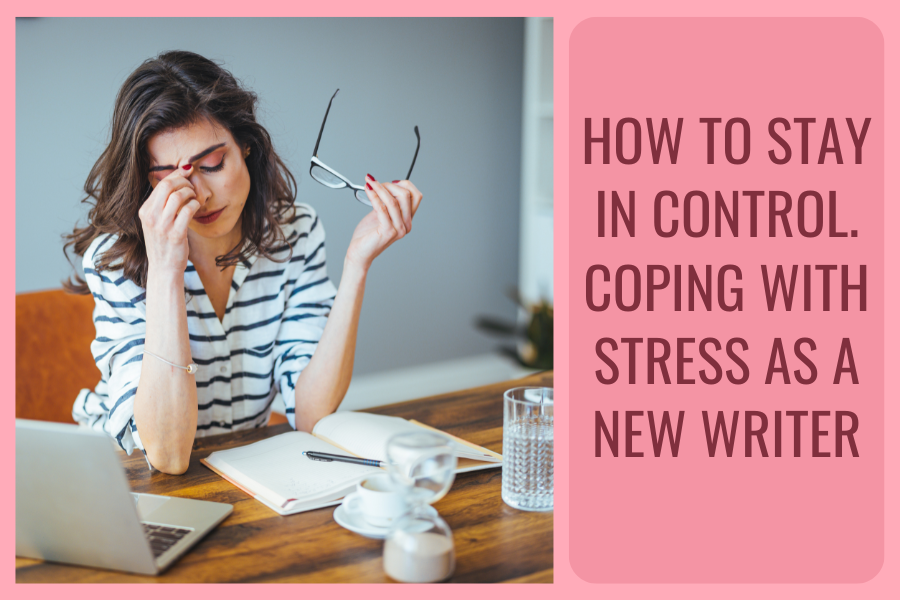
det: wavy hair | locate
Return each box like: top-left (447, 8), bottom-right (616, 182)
top-left (64, 50), bottom-right (297, 293)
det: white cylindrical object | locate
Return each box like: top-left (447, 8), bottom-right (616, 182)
top-left (384, 531), bottom-right (455, 583)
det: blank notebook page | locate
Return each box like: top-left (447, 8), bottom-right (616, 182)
top-left (313, 413), bottom-right (478, 462)
top-left (206, 432), bottom-right (379, 505)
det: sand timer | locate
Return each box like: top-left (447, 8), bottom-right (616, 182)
top-left (382, 432), bottom-right (457, 583)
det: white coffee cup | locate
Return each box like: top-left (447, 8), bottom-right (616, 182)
top-left (342, 473), bottom-right (409, 528)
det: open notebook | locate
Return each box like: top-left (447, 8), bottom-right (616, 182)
top-left (201, 412), bottom-right (502, 515)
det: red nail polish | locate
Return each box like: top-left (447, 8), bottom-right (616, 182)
top-left (182, 164), bottom-right (191, 170)
top-left (366, 182), bottom-right (373, 191)
top-left (392, 180), bottom-right (400, 184)
top-left (366, 173), bottom-right (375, 181)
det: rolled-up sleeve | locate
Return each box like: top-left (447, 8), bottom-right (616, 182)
top-left (72, 235), bottom-right (148, 456)
top-left (273, 208), bottom-right (338, 429)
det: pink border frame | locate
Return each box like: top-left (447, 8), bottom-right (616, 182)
top-left (5, 1), bottom-right (898, 597)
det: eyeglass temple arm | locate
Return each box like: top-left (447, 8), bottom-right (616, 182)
top-left (313, 89), bottom-right (340, 157)
top-left (405, 126), bottom-right (420, 180)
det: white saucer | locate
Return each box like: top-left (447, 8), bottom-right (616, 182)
top-left (333, 504), bottom-right (438, 540)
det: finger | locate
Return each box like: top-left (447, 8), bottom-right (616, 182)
top-left (148, 165), bottom-right (195, 213)
top-left (366, 184), bottom-right (395, 232)
top-left (391, 180), bottom-right (423, 217)
top-left (366, 176), bottom-right (405, 236)
top-left (161, 186), bottom-right (198, 226)
top-left (172, 199), bottom-right (202, 238)
top-left (383, 182), bottom-right (413, 232)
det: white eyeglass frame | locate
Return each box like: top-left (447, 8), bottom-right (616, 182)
top-left (309, 155), bottom-right (371, 206)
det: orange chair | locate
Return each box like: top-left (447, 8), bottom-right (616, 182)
top-left (16, 289), bottom-right (99, 423)
top-left (15, 288), bottom-right (289, 426)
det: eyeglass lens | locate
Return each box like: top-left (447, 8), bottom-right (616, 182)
top-left (310, 165), bottom-right (345, 187)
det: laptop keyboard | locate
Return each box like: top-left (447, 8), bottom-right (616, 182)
top-left (142, 523), bottom-right (192, 558)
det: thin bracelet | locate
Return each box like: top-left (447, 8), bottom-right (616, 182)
top-left (143, 350), bottom-right (199, 375)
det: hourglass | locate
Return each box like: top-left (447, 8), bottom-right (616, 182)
top-left (382, 432), bottom-right (457, 583)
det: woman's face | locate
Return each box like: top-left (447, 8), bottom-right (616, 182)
top-left (147, 118), bottom-right (251, 243)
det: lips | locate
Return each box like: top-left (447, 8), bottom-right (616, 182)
top-left (194, 207), bottom-right (225, 224)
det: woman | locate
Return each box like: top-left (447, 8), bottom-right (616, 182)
top-left (66, 51), bottom-right (422, 474)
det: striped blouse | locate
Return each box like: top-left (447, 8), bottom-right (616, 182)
top-left (73, 203), bottom-right (337, 462)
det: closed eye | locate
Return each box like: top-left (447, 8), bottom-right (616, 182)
top-left (200, 158), bottom-right (225, 173)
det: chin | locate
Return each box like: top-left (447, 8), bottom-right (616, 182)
top-left (191, 211), bottom-right (241, 239)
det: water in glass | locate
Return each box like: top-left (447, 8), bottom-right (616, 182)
top-left (501, 387), bottom-right (554, 511)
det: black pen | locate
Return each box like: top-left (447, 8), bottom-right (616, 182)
top-left (302, 451), bottom-right (385, 468)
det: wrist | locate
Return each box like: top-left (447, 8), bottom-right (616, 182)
top-left (341, 258), bottom-right (369, 287)
top-left (147, 266), bottom-right (185, 290)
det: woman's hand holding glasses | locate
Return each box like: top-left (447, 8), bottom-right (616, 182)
top-left (309, 90), bottom-right (423, 274)
top-left (344, 175), bottom-right (423, 273)
top-left (139, 165), bottom-right (201, 277)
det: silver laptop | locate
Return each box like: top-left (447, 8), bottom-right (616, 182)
top-left (16, 419), bottom-right (232, 575)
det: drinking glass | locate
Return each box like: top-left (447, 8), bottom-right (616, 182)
top-left (501, 387), bottom-right (554, 511)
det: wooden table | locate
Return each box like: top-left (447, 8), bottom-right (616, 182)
top-left (16, 372), bottom-right (553, 583)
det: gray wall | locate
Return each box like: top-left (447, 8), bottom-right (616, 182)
top-left (15, 17), bottom-right (523, 376)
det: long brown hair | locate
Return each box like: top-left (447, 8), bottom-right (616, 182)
top-left (64, 50), bottom-right (297, 293)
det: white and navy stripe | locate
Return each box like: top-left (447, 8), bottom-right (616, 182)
top-left (73, 203), bottom-right (337, 461)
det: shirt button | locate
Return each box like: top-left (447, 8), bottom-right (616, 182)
top-left (220, 365), bottom-right (228, 373)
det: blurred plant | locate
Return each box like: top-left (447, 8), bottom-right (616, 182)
top-left (475, 289), bottom-right (553, 370)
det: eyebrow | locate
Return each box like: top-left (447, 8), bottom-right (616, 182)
top-left (148, 142), bottom-right (228, 172)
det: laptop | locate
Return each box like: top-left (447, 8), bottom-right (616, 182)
top-left (16, 419), bottom-right (233, 575)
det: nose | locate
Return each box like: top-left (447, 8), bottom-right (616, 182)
top-left (186, 171), bottom-right (211, 206)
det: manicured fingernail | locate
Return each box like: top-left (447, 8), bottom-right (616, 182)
top-left (182, 164), bottom-right (192, 170)
top-left (392, 180), bottom-right (400, 184)
top-left (366, 182), bottom-right (373, 191)
top-left (366, 173), bottom-right (375, 181)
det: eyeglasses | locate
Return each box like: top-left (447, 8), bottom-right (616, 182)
top-left (310, 89), bottom-right (420, 206)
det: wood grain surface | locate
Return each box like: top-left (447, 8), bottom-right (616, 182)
top-left (16, 372), bottom-right (554, 583)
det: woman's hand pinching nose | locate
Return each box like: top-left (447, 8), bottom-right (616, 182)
top-left (138, 161), bottom-right (201, 276)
